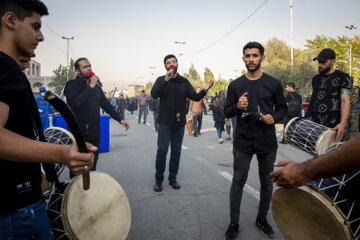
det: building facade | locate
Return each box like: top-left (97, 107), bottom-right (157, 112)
top-left (25, 59), bottom-right (55, 94)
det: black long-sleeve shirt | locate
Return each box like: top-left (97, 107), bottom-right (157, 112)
top-left (64, 76), bottom-right (123, 141)
top-left (151, 75), bottom-right (206, 127)
top-left (225, 73), bottom-right (287, 154)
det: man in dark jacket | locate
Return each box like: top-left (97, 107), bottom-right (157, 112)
top-left (151, 97), bottom-right (160, 132)
top-left (64, 58), bottom-right (129, 174)
top-left (151, 54), bottom-right (214, 192)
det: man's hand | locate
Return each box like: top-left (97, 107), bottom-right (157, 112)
top-left (89, 74), bottom-right (100, 88)
top-left (120, 120), bottom-right (130, 131)
top-left (237, 92), bottom-right (248, 110)
top-left (332, 123), bottom-right (346, 142)
top-left (65, 142), bottom-right (96, 176)
top-left (164, 68), bottom-right (174, 82)
top-left (270, 161), bottom-right (310, 189)
top-left (152, 111), bottom-right (155, 115)
top-left (204, 80), bottom-right (214, 92)
top-left (260, 114), bottom-right (274, 125)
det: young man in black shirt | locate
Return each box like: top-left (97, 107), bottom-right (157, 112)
top-left (305, 48), bottom-right (352, 142)
top-left (151, 54), bottom-right (213, 192)
top-left (0, 1), bottom-right (95, 239)
top-left (64, 58), bottom-right (129, 174)
top-left (279, 82), bottom-right (302, 144)
top-left (224, 42), bottom-right (287, 239)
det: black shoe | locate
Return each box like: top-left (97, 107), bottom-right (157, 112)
top-left (193, 132), bottom-right (198, 137)
top-left (279, 139), bottom-right (286, 144)
top-left (224, 223), bottom-right (239, 240)
top-left (198, 131), bottom-right (201, 135)
top-left (143, 121), bottom-right (146, 124)
top-left (154, 180), bottom-right (162, 192)
top-left (169, 180), bottom-right (181, 189)
top-left (255, 218), bottom-right (274, 238)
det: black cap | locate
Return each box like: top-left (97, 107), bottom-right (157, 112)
top-left (141, 90), bottom-right (145, 93)
top-left (313, 48), bottom-right (336, 62)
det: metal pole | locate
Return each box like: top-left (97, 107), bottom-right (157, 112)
top-left (345, 25), bottom-right (357, 76)
top-left (290, 0), bottom-right (294, 67)
top-left (350, 40), bottom-right (352, 76)
top-left (62, 36), bottom-right (74, 82)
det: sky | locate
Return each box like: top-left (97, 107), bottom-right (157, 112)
top-left (35, 0), bottom-right (360, 90)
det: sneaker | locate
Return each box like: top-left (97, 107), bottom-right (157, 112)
top-left (169, 180), bottom-right (181, 189)
top-left (224, 223), bottom-right (239, 240)
top-left (255, 218), bottom-right (274, 238)
top-left (279, 139), bottom-right (286, 144)
top-left (193, 132), bottom-right (198, 137)
top-left (218, 138), bottom-right (224, 143)
top-left (154, 180), bottom-right (162, 192)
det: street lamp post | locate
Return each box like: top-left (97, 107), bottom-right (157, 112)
top-left (290, 0), bottom-right (294, 67)
top-left (345, 24), bottom-right (357, 76)
top-left (174, 41), bottom-right (186, 73)
top-left (62, 36), bottom-right (74, 82)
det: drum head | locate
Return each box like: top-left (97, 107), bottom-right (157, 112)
top-left (316, 129), bottom-right (338, 156)
top-left (272, 187), bottom-right (353, 240)
top-left (61, 171), bottom-right (131, 240)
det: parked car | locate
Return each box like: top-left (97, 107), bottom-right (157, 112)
top-left (301, 96), bottom-right (311, 117)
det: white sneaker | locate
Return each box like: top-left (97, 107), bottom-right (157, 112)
top-left (218, 138), bottom-right (223, 143)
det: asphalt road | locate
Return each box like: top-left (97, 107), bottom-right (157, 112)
top-left (61, 110), bottom-right (312, 240)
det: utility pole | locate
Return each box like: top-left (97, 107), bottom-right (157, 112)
top-left (345, 25), bottom-right (357, 76)
top-left (290, 0), bottom-right (294, 67)
top-left (62, 36), bottom-right (74, 82)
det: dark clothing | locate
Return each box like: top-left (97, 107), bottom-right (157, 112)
top-left (64, 75), bottom-right (123, 141)
top-left (224, 73), bottom-right (287, 154)
top-left (155, 124), bottom-right (185, 181)
top-left (0, 52), bottom-right (43, 215)
top-left (305, 70), bottom-right (353, 128)
top-left (152, 98), bottom-right (160, 131)
top-left (230, 149), bottom-right (276, 224)
top-left (193, 113), bottom-right (203, 134)
top-left (285, 92), bottom-right (302, 118)
top-left (117, 98), bottom-right (127, 120)
top-left (151, 75), bottom-right (207, 127)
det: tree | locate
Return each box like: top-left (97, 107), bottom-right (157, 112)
top-left (305, 34), bottom-right (360, 86)
top-left (183, 63), bottom-right (204, 88)
top-left (144, 81), bottom-right (153, 96)
top-left (52, 59), bottom-right (77, 94)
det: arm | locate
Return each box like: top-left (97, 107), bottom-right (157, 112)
top-left (271, 82), bottom-right (287, 123)
top-left (188, 100), bottom-right (193, 115)
top-left (151, 77), bottom-right (167, 99)
top-left (271, 133), bottom-right (360, 188)
top-left (203, 97), bottom-right (209, 110)
top-left (186, 81), bottom-right (207, 101)
top-left (224, 84), bottom-right (240, 118)
top-left (332, 93), bottom-right (351, 141)
top-left (0, 102), bottom-right (95, 175)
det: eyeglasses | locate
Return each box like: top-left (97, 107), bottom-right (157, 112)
top-left (166, 60), bottom-right (177, 65)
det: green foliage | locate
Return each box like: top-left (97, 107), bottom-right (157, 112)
top-left (262, 38), bottom-right (317, 97)
top-left (305, 34), bottom-right (360, 86)
top-left (52, 59), bottom-right (77, 94)
top-left (144, 82), bottom-right (153, 96)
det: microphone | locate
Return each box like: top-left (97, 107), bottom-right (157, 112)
top-left (170, 67), bottom-right (175, 79)
top-left (89, 71), bottom-right (103, 87)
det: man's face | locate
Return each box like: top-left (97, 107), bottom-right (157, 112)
top-left (285, 85), bottom-right (293, 93)
top-left (317, 59), bottom-right (334, 75)
top-left (242, 48), bottom-right (265, 73)
top-left (14, 13), bottom-right (44, 57)
top-left (196, 88), bottom-right (201, 93)
top-left (164, 57), bottom-right (178, 74)
top-left (76, 59), bottom-right (92, 79)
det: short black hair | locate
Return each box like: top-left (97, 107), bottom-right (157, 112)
top-left (163, 54), bottom-right (177, 65)
top-left (74, 57), bottom-right (88, 70)
top-left (0, 0), bottom-right (48, 26)
top-left (287, 82), bottom-right (296, 90)
top-left (243, 41), bottom-right (265, 56)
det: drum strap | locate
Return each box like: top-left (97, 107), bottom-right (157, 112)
top-left (26, 82), bottom-right (59, 183)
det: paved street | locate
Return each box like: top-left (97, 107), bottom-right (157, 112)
top-left (63, 110), bottom-right (312, 240)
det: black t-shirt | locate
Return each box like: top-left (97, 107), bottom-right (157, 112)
top-left (285, 92), bottom-right (302, 117)
top-left (0, 52), bottom-right (43, 214)
top-left (224, 73), bottom-right (287, 154)
top-left (306, 70), bottom-right (353, 128)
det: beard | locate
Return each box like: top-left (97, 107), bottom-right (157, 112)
top-left (167, 66), bottom-right (178, 74)
top-left (245, 62), bottom-right (261, 72)
top-left (318, 65), bottom-right (331, 75)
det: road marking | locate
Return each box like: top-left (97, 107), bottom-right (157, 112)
top-left (182, 145), bottom-right (189, 150)
top-left (218, 171), bottom-right (260, 201)
top-left (194, 156), bottom-right (260, 201)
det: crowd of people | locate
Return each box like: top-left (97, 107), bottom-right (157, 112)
top-left (1, 0), bottom-right (360, 239)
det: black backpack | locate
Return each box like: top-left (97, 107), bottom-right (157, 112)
top-left (287, 93), bottom-right (301, 117)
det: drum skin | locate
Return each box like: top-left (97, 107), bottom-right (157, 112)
top-left (272, 187), bottom-right (354, 240)
top-left (61, 171), bottom-right (131, 240)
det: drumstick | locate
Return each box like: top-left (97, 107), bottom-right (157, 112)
top-left (44, 91), bottom-right (90, 190)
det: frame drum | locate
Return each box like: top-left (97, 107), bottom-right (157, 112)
top-left (61, 171), bottom-right (131, 240)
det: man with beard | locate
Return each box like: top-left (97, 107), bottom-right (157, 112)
top-left (151, 54), bottom-right (214, 192)
top-left (224, 42), bottom-right (287, 239)
top-left (64, 58), bottom-right (129, 175)
top-left (305, 48), bottom-right (352, 142)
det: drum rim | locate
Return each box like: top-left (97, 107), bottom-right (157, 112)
top-left (60, 171), bottom-right (131, 239)
top-left (315, 129), bottom-right (338, 156)
top-left (283, 117), bottom-right (299, 141)
top-left (272, 186), bottom-right (354, 240)
top-left (44, 127), bottom-right (76, 144)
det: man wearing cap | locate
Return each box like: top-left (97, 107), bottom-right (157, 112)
top-left (306, 48), bottom-right (352, 141)
top-left (35, 86), bottom-right (54, 130)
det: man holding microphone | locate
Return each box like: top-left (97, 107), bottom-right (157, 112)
top-left (64, 58), bottom-right (129, 175)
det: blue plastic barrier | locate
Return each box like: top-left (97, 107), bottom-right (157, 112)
top-left (52, 115), bottom-right (110, 153)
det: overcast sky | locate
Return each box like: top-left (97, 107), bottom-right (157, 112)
top-left (35, 0), bottom-right (360, 90)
